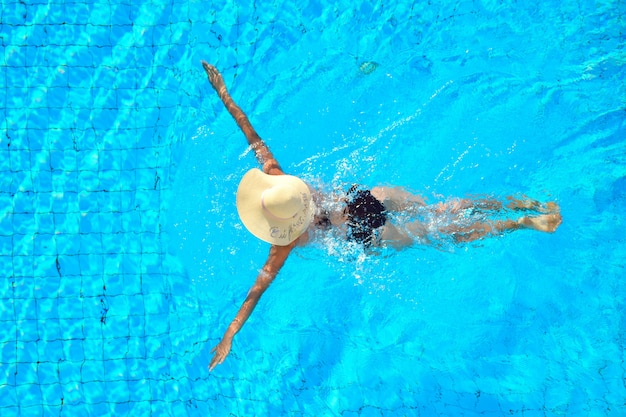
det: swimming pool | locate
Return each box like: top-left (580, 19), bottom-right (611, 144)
top-left (1, 0), bottom-right (624, 415)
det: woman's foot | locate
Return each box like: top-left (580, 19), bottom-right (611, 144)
top-left (507, 197), bottom-right (559, 214)
top-left (518, 213), bottom-right (562, 232)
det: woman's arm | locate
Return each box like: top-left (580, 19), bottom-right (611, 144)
top-left (201, 61), bottom-right (283, 175)
top-left (209, 242), bottom-right (296, 371)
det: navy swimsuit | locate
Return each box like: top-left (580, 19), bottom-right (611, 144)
top-left (346, 186), bottom-right (388, 246)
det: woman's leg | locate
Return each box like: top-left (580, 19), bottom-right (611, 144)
top-left (435, 196), bottom-right (560, 216)
top-left (442, 213), bottom-right (562, 243)
top-left (371, 189), bottom-right (556, 216)
top-left (442, 219), bottom-right (520, 243)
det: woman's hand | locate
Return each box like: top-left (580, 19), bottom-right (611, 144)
top-left (201, 61), bottom-right (226, 93)
top-left (209, 337), bottom-right (233, 372)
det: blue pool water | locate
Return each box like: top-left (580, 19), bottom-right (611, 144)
top-left (1, 0), bottom-right (625, 415)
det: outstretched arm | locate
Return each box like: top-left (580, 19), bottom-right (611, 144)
top-left (201, 61), bottom-right (283, 175)
top-left (209, 242), bottom-right (296, 371)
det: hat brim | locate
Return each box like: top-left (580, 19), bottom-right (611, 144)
top-left (236, 168), bottom-right (315, 245)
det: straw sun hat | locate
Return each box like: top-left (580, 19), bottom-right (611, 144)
top-left (236, 168), bottom-right (315, 246)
